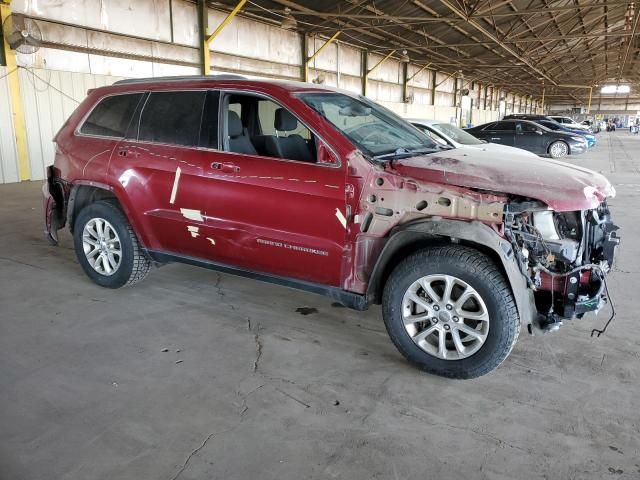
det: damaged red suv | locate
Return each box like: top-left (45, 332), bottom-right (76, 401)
top-left (43, 76), bottom-right (620, 378)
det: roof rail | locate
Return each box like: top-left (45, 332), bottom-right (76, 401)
top-left (113, 74), bottom-right (247, 85)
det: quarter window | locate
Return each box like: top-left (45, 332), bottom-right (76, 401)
top-left (138, 91), bottom-right (206, 147)
top-left (80, 93), bottom-right (143, 138)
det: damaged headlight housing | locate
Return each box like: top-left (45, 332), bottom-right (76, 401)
top-left (531, 210), bottom-right (581, 264)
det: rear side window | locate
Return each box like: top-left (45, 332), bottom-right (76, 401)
top-left (495, 122), bottom-right (516, 131)
top-left (139, 91), bottom-right (206, 147)
top-left (517, 122), bottom-right (538, 132)
top-left (80, 93), bottom-right (143, 138)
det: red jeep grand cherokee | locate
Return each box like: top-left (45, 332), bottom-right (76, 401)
top-left (43, 76), bottom-right (619, 378)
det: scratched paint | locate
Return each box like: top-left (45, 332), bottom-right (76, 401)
top-left (206, 237), bottom-right (216, 245)
top-left (187, 226), bottom-right (199, 238)
top-left (335, 208), bottom-right (347, 229)
top-left (169, 167), bottom-right (181, 204)
top-left (180, 208), bottom-right (204, 222)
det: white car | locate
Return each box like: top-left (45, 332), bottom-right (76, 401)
top-left (549, 116), bottom-right (591, 132)
top-left (409, 119), bottom-right (539, 158)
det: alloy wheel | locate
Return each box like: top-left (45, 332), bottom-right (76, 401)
top-left (401, 274), bottom-right (490, 360)
top-left (82, 217), bottom-right (122, 276)
top-left (550, 142), bottom-right (568, 157)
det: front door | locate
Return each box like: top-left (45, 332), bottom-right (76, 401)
top-left (191, 91), bottom-right (347, 287)
top-left (515, 121), bottom-right (543, 153)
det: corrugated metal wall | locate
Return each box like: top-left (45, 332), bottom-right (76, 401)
top-left (2, 66), bottom-right (125, 183)
top-left (0, 0), bottom-right (523, 184)
top-left (0, 67), bottom-right (20, 184)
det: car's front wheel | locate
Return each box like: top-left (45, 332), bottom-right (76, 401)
top-left (548, 140), bottom-right (569, 158)
top-left (73, 200), bottom-right (151, 288)
top-left (382, 246), bottom-right (520, 379)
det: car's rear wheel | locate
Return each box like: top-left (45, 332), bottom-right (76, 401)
top-left (548, 141), bottom-right (569, 158)
top-left (382, 246), bottom-right (520, 379)
top-left (73, 200), bottom-right (151, 288)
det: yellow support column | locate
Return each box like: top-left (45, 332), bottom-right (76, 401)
top-left (199, 0), bottom-right (247, 75)
top-left (1, 1), bottom-right (30, 181)
top-left (305, 31), bottom-right (341, 83)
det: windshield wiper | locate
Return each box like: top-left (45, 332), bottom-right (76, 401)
top-left (373, 146), bottom-right (439, 161)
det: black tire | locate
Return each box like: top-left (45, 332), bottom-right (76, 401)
top-left (548, 140), bottom-right (569, 158)
top-left (382, 245), bottom-right (520, 379)
top-left (73, 200), bottom-right (151, 288)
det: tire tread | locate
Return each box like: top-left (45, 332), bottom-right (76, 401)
top-left (382, 245), bottom-right (520, 379)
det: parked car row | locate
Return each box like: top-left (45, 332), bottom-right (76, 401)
top-left (453, 114), bottom-right (598, 158)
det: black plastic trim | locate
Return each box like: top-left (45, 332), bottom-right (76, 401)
top-left (146, 250), bottom-right (370, 311)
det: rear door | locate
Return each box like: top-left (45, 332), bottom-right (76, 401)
top-left (483, 121), bottom-right (515, 146)
top-left (110, 89), bottom-right (218, 258)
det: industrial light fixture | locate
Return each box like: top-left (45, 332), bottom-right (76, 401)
top-left (399, 50), bottom-right (410, 63)
top-left (312, 74), bottom-right (325, 84)
top-left (281, 7), bottom-right (297, 30)
top-left (601, 85), bottom-right (630, 94)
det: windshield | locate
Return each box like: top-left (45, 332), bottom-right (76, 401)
top-left (430, 123), bottom-right (483, 145)
top-left (299, 92), bottom-right (436, 157)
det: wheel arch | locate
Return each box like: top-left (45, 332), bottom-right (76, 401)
top-left (548, 139), bottom-right (570, 156)
top-left (366, 219), bottom-right (537, 326)
top-left (67, 181), bottom-right (149, 248)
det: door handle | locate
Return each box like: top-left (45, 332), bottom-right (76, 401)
top-left (211, 162), bottom-right (240, 173)
top-left (117, 147), bottom-right (139, 158)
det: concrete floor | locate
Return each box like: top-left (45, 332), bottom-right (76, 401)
top-left (1, 132), bottom-right (639, 480)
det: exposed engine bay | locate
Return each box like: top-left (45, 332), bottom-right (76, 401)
top-left (505, 200), bottom-right (620, 332)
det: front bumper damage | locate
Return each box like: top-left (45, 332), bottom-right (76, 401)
top-left (43, 166), bottom-right (68, 245)
top-left (505, 201), bottom-right (620, 333)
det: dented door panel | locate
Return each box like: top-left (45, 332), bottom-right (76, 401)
top-left (193, 149), bottom-right (348, 287)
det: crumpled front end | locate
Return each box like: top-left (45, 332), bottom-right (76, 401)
top-left (43, 165), bottom-right (69, 245)
top-left (505, 200), bottom-right (620, 332)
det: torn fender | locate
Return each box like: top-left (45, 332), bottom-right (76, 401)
top-left (367, 219), bottom-right (537, 326)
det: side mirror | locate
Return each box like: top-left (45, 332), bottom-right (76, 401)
top-left (536, 129), bottom-right (543, 135)
top-left (317, 141), bottom-right (338, 164)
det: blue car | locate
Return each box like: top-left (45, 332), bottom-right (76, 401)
top-left (536, 120), bottom-right (596, 148)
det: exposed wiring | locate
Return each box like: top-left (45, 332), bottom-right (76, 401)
top-left (591, 275), bottom-right (616, 337)
top-left (534, 262), bottom-right (606, 278)
top-left (0, 67), bottom-right (18, 81)
top-left (20, 67), bottom-right (81, 104)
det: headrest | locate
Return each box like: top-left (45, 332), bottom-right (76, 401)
top-left (228, 111), bottom-right (243, 137)
top-left (274, 108), bottom-right (298, 131)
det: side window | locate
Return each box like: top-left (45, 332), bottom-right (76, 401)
top-left (223, 93), bottom-right (317, 163)
top-left (416, 126), bottom-right (448, 146)
top-left (80, 93), bottom-right (143, 138)
top-left (139, 91), bottom-right (206, 147)
top-left (482, 122), bottom-right (498, 130)
top-left (258, 100), bottom-right (311, 140)
top-left (517, 122), bottom-right (538, 132)
top-left (496, 122), bottom-right (515, 131)
top-left (229, 102), bottom-right (242, 118)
